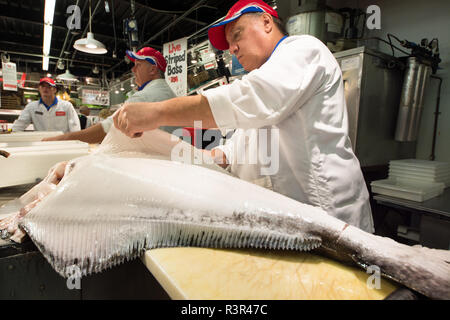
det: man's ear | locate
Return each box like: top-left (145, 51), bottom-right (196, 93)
top-left (151, 65), bottom-right (159, 76)
top-left (262, 13), bottom-right (273, 34)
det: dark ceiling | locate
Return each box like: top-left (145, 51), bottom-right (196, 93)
top-left (0, 0), bottom-right (235, 80)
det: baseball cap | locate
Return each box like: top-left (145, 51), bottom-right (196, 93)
top-left (208, 0), bottom-right (278, 50)
top-left (39, 77), bottom-right (56, 87)
top-left (126, 47), bottom-right (167, 73)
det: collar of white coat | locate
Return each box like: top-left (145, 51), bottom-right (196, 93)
top-left (138, 80), bottom-right (152, 91)
top-left (39, 97), bottom-right (58, 111)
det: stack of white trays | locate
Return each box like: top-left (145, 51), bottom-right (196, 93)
top-left (371, 159), bottom-right (450, 202)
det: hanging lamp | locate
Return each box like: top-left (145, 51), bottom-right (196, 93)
top-left (57, 65), bottom-right (78, 82)
top-left (74, 0), bottom-right (107, 54)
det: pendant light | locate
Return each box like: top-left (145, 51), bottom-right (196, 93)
top-left (74, 0), bottom-right (107, 54)
top-left (57, 62), bottom-right (78, 82)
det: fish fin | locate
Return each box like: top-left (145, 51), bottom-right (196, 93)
top-left (21, 219), bottom-right (322, 278)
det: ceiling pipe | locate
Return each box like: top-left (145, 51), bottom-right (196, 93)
top-left (70, 0), bottom-right (103, 66)
top-left (0, 49), bottom-right (110, 67)
top-left (106, 0), bottom-right (208, 76)
top-left (140, 0), bottom-right (207, 47)
top-left (57, 0), bottom-right (82, 59)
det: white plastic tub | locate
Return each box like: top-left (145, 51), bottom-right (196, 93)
top-left (0, 131), bottom-right (63, 142)
top-left (0, 141), bottom-right (89, 188)
top-left (371, 179), bottom-right (445, 202)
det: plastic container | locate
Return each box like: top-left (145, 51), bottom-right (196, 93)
top-left (389, 167), bottom-right (450, 177)
top-left (371, 179), bottom-right (445, 202)
top-left (0, 131), bottom-right (64, 142)
top-left (389, 159), bottom-right (450, 172)
top-left (388, 170), bottom-right (450, 184)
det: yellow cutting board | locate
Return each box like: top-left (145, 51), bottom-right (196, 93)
top-left (143, 247), bottom-right (398, 300)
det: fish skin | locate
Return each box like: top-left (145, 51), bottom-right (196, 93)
top-left (3, 127), bottom-right (449, 299)
top-left (19, 154), bottom-right (450, 300)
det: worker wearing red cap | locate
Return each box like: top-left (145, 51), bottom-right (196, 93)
top-left (113, 0), bottom-right (374, 233)
top-left (12, 77), bottom-right (80, 133)
top-left (43, 47), bottom-right (176, 143)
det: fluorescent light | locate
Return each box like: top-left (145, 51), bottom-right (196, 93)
top-left (42, 56), bottom-right (49, 71)
top-left (42, 0), bottom-right (55, 70)
top-left (44, 0), bottom-right (56, 24)
top-left (43, 25), bottom-right (52, 56)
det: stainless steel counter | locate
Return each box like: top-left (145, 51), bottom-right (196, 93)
top-left (373, 187), bottom-right (450, 219)
top-left (373, 188), bottom-right (450, 249)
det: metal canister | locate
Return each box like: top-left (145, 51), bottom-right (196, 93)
top-left (395, 57), bottom-right (432, 141)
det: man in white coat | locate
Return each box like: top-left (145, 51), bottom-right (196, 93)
top-left (43, 47), bottom-right (176, 143)
top-left (112, 0), bottom-right (374, 233)
top-left (12, 77), bottom-right (80, 133)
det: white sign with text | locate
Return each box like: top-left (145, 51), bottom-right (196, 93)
top-left (163, 37), bottom-right (188, 97)
top-left (81, 89), bottom-right (110, 106)
top-left (2, 62), bottom-right (17, 91)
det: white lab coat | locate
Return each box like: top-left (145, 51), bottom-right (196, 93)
top-left (12, 98), bottom-right (80, 133)
top-left (203, 35), bottom-right (374, 233)
top-left (101, 79), bottom-right (176, 133)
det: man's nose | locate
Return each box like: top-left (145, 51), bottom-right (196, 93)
top-left (229, 42), bottom-right (238, 56)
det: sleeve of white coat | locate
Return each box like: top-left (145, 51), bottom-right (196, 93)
top-left (202, 37), bottom-right (329, 129)
top-left (67, 103), bottom-right (81, 132)
top-left (100, 116), bottom-right (113, 133)
top-left (12, 105), bottom-right (32, 131)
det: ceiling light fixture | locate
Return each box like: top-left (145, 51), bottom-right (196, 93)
top-left (57, 68), bottom-right (78, 82)
top-left (57, 59), bottom-right (65, 70)
top-left (42, 56), bottom-right (50, 71)
top-left (74, 0), bottom-right (107, 54)
top-left (42, 0), bottom-right (56, 70)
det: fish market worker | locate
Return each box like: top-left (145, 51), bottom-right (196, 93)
top-left (43, 47), bottom-right (176, 143)
top-left (113, 0), bottom-right (374, 233)
top-left (12, 77), bottom-right (80, 133)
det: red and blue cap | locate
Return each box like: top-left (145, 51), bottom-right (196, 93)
top-left (39, 77), bottom-right (56, 87)
top-left (208, 0), bottom-right (278, 50)
top-left (126, 47), bottom-right (167, 73)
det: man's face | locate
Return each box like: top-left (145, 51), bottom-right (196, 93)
top-left (131, 60), bottom-right (155, 87)
top-left (225, 14), bottom-right (271, 71)
top-left (38, 83), bottom-right (56, 100)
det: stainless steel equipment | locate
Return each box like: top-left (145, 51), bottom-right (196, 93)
top-left (333, 47), bottom-right (416, 167)
top-left (395, 57), bottom-right (432, 142)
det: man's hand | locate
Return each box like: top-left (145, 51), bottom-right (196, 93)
top-left (42, 135), bottom-right (61, 141)
top-left (113, 102), bottom-right (162, 138)
top-left (44, 161), bottom-right (68, 185)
